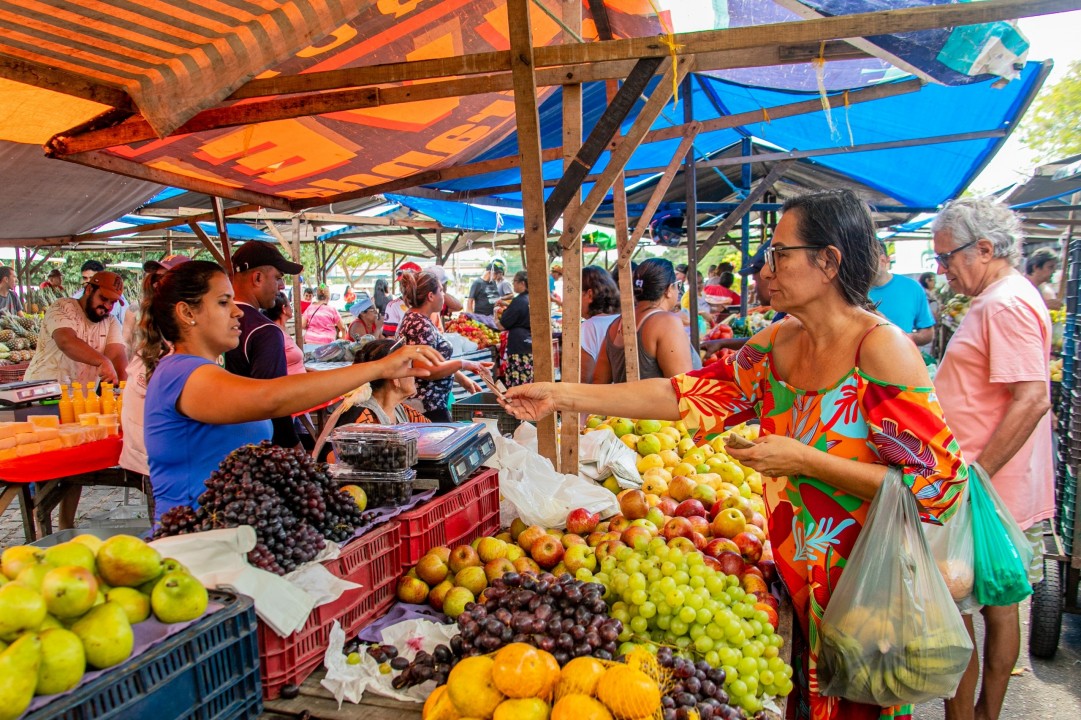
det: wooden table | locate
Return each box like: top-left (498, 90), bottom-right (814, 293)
top-left (261, 670), bottom-right (422, 720)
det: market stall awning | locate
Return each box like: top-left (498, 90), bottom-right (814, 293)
top-left (385, 194), bottom-right (525, 234)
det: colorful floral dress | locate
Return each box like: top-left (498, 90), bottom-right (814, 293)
top-left (397, 311), bottom-right (454, 414)
top-left (671, 322), bottom-right (967, 720)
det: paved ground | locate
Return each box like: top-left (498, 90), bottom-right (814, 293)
top-left (3, 487), bottom-right (1079, 715)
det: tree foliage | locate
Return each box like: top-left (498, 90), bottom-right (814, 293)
top-left (336, 248), bottom-right (393, 286)
top-left (1020, 60), bottom-right (1081, 162)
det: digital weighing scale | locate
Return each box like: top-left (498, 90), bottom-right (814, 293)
top-left (0, 380), bottom-right (61, 407)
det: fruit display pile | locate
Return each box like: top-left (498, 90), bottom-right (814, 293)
top-left (445, 317), bottom-right (500, 349)
top-left (154, 442), bottom-right (367, 574)
top-left (0, 534), bottom-right (208, 719)
top-left (0, 314), bottom-right (40, 364)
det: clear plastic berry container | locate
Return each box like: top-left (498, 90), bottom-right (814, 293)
top-left (329, 424), bottom-right (419, 471)
top-left (328, 466), bottom-right (416, 508)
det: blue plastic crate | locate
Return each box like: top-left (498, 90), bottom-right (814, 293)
top-left (25, 591), bottom-right (261, 720)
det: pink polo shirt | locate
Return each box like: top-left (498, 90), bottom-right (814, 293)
top-left (935, 272), bottom-right (1054, 530)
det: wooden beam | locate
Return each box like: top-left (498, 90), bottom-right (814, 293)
top-left (58, 151), bottom-right (293, 211)
top-left (559, 0), bottom-right (584, 475)
top-left (187, 221), bottom-right (227, 267)
top-left (544, 57), bottom-right (664, 233)
top-left (627, 128), bottom-right (699, 248)
top-left (408, 229), bottom-right (439, 256)
top-left (0, 56), bottom-right (133, 109)
top-left (229, 0), bottom-right (1075, 97)
top-left (290, 218), bottom-right (304, 348)
top-left (697, 161), bottom-right (793, 261)
top-left (613, 176), bottom-right (639, 383)
top-left (136, 207), bottom-right (441, 229)
top-left (684, 76), bottom-right (701, 352)
top-left (559, 55), bottom-right (694, 249)
top-left (508, 0), bottom-right (557, 463)
top-left (211, 197), bottom-right (232, 273)
top-left (52, 43), bottom-right (865, 154)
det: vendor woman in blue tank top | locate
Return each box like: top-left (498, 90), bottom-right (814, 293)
top-left (139, 261), bottom-right (445, 524)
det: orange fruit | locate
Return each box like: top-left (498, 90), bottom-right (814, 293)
top-left (493, 697), bottom-right (551, 720)
top-left (423, 685), bottom-right (460, 720)
top-left (556, 656), bottom-right (608, 698)
top-left (551, 693), bottom-right (613, 720)
top-left (447, 656), bottom-right (504, 718)
top-left (538, 648), bottom-right (561, 700)
top-left (492, 643), bottom-right (550, 698)
top-left (595, 665), bottom-right (661, 720)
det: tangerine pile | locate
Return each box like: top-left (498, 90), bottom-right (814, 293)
top-left (423, 642), bottom-right (664, 720)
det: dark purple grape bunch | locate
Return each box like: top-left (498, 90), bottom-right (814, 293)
top-left (656, 647), bottom-right (743, 720)
top-left (153, 505), bottom-right (200, 539)
top-left (455, 572), bottom-right (622, 666)
top-left (383, 643), bottom-right (460, 690)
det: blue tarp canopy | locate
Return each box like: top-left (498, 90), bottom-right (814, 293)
top-left (114, 214), bottom-right (271, 241)
top-left (429, 61), bottom-right (1048, 213)
top-left (384, 194), bottom-right (525, 234)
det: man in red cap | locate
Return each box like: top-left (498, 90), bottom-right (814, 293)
top-left (26, 270), bottom-right (128, 387)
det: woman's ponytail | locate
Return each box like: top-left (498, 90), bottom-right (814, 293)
top-left (138, 260), bottom-right (225, 378)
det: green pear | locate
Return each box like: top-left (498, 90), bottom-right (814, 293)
top-left (69, 534), bottom-right (103, 555)
top-left (44, 542), bottom-right (97, 574)
top-left (41, 566), bottom-right (98, 619)
top-left (39, 615), bottom-right (63, 631)
top-left (151, 572), bottom-right (208, 624)
top-left (0, 633), bottom-right (41, 720)
top-left (96, 535), bottom-right (163, 588)
top-left (106, 587), bottom-right (151, 624)
top-left (1, 546), bottom-right (45, 581)
top-left (70, 602), bottom-right (133, 670)
top-left (0, 583), bottom-right (46, 641)
top-left (35, 628), bottom-right (85, 696)
top-left (14, 563), bottom-right (53, 593)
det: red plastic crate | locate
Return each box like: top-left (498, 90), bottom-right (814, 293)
top-left (258, 521), bottom-right (400, 699)
top-left (396, 468), bottom-right (500, 567)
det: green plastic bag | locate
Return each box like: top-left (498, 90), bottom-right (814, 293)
top-left (970, 463), bottom-right (1033, 606)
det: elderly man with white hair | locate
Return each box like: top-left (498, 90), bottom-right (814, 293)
top-left (932, 197), bottom-right (1053, 720)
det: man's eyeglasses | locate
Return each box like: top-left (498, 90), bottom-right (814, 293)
top-left (764, 245), bottom-right (821, 272)
top-left (933, 240), bottom-right (977, 269)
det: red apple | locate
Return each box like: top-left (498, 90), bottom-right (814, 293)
top-left (668, 475), bottom-right (697, 502)
top-left (516, 525), bottom-right (548, 553)
top-left (530, 536), bottom-right (565, 569)
top-left (691, 532), bottom-right (709, 551)
top-left (710, 507), bottom-right (746, 539)
top-left (742, 565), bottom-right (765, 581)
top-left (586, 532), bottom-right (608, 547)
top-left (748, 512), bottom-right (767, 530)
top-left (484, 558), bottom-right (515, 583)
top-left (428, 579), bottom-right (454, 611)
top-left (563, 544), bottom-right (598, 573)
top-left (686, 515), bottom-right (710, 537)
top-left (662, 517), bottom-right (694, 541)
top-left (561, 533), bottom-right (586, 549)
top-left (513, 557), bottom-right (541, 575)
top-left (396, 575), bottom-right (429, 604)
top-left (675, 499), bottom-right (707, 518)
top-left (703, 538), bottom-right (739, 559)
top-left (759, 593), bottom-right (780, 611)
top-left (755, 601), bottom-right (779, 629)
top-left (596, 521), bottom-right (610, 533)
top-left (621, 526), bottom-right (652, 550)
top-left (509, 518), bottom-right (528, 541)
top-left (742, 573), bottom-right (769, 598)
top-left (594, 539), bottom-right (625, 561)
top-left (708, 501), bottom-right (726, 521)
top-left (415, 553), bottom-right (450, 586)
top-left (428, 546), bottom-right (451, 563)
top-left (448, 545), bottom-right (481, 573)
top-left (757, 559), bottom-right (777, 583)
top-left (619, 490), bottom-right (650, 521)
top-left (567, 508), bottom-right (601, 535)
top-left (702, 556), bottom-right (723, 572)
top-left (656, 497), bottom-right (678, 517)
top-left (733, 531), bottom-right (763, 564)
top-left (667, 537), bottom-right (697, 554)
top-left (607, 515), bottom-right (631, 533)
top-left (717, 551), bottom-right (745, 578)
top-left (742, 524), bottom-right (768, 544)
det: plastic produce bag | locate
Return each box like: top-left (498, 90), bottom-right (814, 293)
top-left (925, 484), bottom-right (978, 613)
top-left (579, 427), bottom-right (643, 489)
top-left (969, 462), bottom-right (1034, 606)
top-left (819, 468), bottom-right (973, 706)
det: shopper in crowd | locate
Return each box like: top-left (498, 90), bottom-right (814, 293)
top-left (933, 198), bottom-right (1053, 720)
top-left (343, 285), bottom-right (357, 314)
top-left (497, 271), bottom-right (533, 387)
top-left (466, 260), bottom-right (504, 317)
top-left (347, 295), bottom-right (381, 340)
top-left (397, 270), bottom-right (492, 421)
top-left (868, 240), bottom-right (935, 346)
top-left (502, 189), bottom-right (968, 720)
top-left (700, 243), bottom-right (783, 357)
top-left (427, 264), bottom-right (463, 329)
top-left (300, 287), bottom-right (314, 314)
top-left (224, 241), bottom-right (303, 449)
top-left (594, 258), bottom-right (701, 383)
top-left (120, 255), bottom-right (191, 484)
top-left (549, 262), bottom-right (563, 307)
top-left (383, 262), bottom-right (421, 336)
top-left (674, 262), bottom-right (688, 300)
top-left (139, 260), bottom-right (442, 523)
top-left (302, 285), bottom-right (347, 345)
top-left (40, 268), bottom-right (65, 294)
top-left (580, 265), bottom-right (621, 383)
top-left (1024, 246), bottom-right (1062, 310)
top-left (26, 271), bottom-right (129, 530)
top-left (680, 270), bottom-right (712, 337)
top-left (703, 264), bottom-right (720, 286)
top-left (265, 293), bottom-right (305, 376)
top-left (331, 339), bottom-right (430, 427)
top-left (373, 278), bottom-right (390, 316)
top-left (0, 266), bottom-right (22, 315)
top-left (704, 270), bottom-right (741, 306)
top-left (73, 259), bottom-right (127, 323)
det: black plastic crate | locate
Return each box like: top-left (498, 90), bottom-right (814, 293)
top-left (26, 591), bottom-right (261, 720)
top-left (451, 391), bottom-right (520, 436)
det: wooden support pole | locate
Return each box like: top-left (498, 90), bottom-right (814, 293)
top-left (507, 0), bottom-right (557, 462)
top-left (559, 0), bottom-right (584, 474)
top-left (211, 197), bottom-right (232, 273)
top-left (608, 81), bottom-right (639, 385)
top-left (291, 217), bottom-right (304, 349)
top-left (627, 128), bottom-right (699, 247)
top-left (697, 161), bottom-right (793, 261)
top-left (187, 221), bottom-right (228, 267)
top-left (559, 55), bottom-right (694, 249)
top-left (684, 77), bottom-right (701, 354)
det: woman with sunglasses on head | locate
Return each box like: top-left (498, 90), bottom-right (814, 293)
top-left (592, 258), bottom-right (702, 383)
top-left (139, 261), bottom-right (444, 525)
top-left (502, 190), bottom-right (969, 720)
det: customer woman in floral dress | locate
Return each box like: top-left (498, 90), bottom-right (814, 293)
top-left (502, 190), bottom-right (968, 720)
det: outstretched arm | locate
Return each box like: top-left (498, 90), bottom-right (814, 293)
top-left (502, 378), bottom-right (680, 422)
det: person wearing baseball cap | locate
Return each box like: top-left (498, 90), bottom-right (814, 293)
top-left (224, 241), bottom-right (305, 448)
top-left (72, 259), bottom-right (129, 324)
